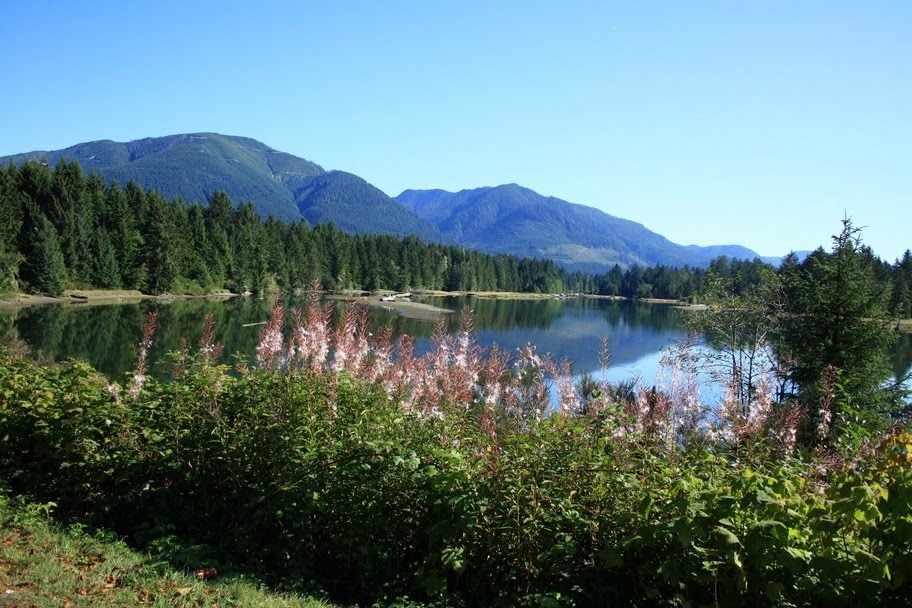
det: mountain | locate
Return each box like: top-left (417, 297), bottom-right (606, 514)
top-left (295, 171), bottom-right (443, 239)
top-left (684, 244), bottom-right (782, 267)
top-left (2, 133), bottom-right (775, 270)
top-left (397, 184), bottom-right (767, 271)
top-left (0, 133), bottom-right (442, 241)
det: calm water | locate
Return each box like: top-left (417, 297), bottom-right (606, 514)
top-left (1, 295), bottom-right (910, 392)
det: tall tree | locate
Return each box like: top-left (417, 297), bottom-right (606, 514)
top-left (22, 205), bottom-right (68, 296)
top-left (777, 219), bottom-right (897, 436)
top-left (141, 194), bottom-right (178, 294)
top-left (230, 202), bottom-right (268, 293)
top-left (0, 165), bottom-right (25, 292)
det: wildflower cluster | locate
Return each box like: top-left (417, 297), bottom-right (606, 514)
top-left (245, 285), bottom-right (810, 451)
top-left (2, 290), bottom-right (907, 608)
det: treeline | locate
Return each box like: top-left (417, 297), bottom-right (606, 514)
top-left (0, 160), bottom-right (569, 295)
top-left (2, 159), bottom-right (910, 313)
top-left (588, 247), bottom-right (912, 316)
top-left (582, 256), bottom-right (767, 301)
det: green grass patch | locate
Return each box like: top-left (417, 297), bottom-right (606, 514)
top-left (0, 493), bottom-right (335, 608)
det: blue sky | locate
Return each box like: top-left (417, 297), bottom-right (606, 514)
top-left (2, 1), bottom-right (909, 260)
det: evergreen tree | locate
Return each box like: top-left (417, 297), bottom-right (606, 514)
top-left (777, 219), bottom-right (897, 436)
top-left (230, 202), bottom-right (269, 293)
top-left (49, 159), bottom-right (93, 283)
top-left (891, 273), bottom-right (911, 319)
top-left (24, 209), bottom-right (68, 296)
top-left (264, 216), bottom-right (289, 290)
top-left (0, 165), bottom-right (25, 292)
top-left (141, 194), bottom-right (178, 294)
top-left (102, 183), bottom-right (144, 289)
top-left (91, 228), bottom-right (121, 288)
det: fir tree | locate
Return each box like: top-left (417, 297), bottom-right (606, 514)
top-left (777, 219), bottom-right (897, 436)
top-left (25, 212), bottom-right (68, 296)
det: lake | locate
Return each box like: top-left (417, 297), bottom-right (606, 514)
top-left (2, 295), bottom-right (910, 396)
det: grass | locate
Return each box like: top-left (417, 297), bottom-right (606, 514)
top-left (0, 494), bottom-right (336, 608)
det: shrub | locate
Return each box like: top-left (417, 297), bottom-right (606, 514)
top-left (0, 296), bottom-right (909, 606)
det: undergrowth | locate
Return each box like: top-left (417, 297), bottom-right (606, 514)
top-left (0, 289), bottom-right (910, 606)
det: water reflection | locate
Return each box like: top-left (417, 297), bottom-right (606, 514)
top-left (1, 296), bottom-right (910, 391)
top-left (893, 332), bottom-right (912, 385)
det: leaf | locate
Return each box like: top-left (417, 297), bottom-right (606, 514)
top-left (749, 519), bottom-right (787, 531)
top-left (763, 581), bottom-right (784, 601)
top-left (714, 526), bottom-right (741, 547)
top-left (676, 523), bottom-right (694, 547)
top-left (597, 548), bottom-right (623, 568)
top-left (638, 497), bottom-right (654, 518)
top-left (785, 547), bottom-right (812, 562)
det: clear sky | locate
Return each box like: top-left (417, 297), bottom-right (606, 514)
top-left (1, 1), bottom-right (909, 261)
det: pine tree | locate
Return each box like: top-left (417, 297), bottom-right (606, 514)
top-left (0, 165), bottom-right (25, 292)
top-left (25, 211), bottom-right (68, 296)
top-left (91, 228), bottom-right (121, 288)
top-left (230, 202), bottom-right (268, 293)
top-left (141, 194), bottom-right (178, 294)
top-left (891, 273), bottom-right (911, 320)
top-left (777, 219), bottom-right (897, 434)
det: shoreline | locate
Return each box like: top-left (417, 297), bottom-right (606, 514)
top-left (0, 289), bottom-right (239, 309)
top-left (3, 289), bottom-right (909, 332)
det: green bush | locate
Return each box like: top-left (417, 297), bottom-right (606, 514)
top-left (0, 348), bottom-right (910, 606)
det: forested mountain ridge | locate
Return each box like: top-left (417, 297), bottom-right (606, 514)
top-left (295, 170), bottom-right (443, 241)
top-left (1, 134), bottom-right (317, 222)
top-left (0, 160), bottom-right (568, 296)
top-left (0, 134), bottom-right (442, 241)
top-left (2, 158), bottom-right (909, 316)
top-left (397, 184), bottom-right (770, 271)
top-left (3, 133), bottom-right (782, 269)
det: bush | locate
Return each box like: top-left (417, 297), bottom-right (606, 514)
top-left (0, 302), bottom-right (910, 606)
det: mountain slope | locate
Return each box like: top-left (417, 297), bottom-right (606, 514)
top-left (295, 171), bottom-right (442, 240)
top-left (0, 134), bottom-right (438, 239)
top-left (1, 133), bottom-right (321, 221)
top-left (397, 185), bottom-right (766, 271)
top-left (2, 134), bottom-right (770, 268)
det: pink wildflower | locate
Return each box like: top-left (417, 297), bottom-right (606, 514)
top-left (256, 304), bottom-right (285, 368)
top-left (198, 313), bottom-right (223, 365)
top-left (127, 311), bottom-right (157, 398)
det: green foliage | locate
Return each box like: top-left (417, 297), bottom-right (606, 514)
top-left (777, 219), bottom-right (898, 430)
top-left (24, 211), bottom-right (68, 296)
top-left (0, 161), bottom-right (576, 296)
top-left (1, 345), bottom-right (910, 607)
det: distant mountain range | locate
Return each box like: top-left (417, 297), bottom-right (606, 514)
top-left (2, 133), bottom-right (782, 271)
top-left (396, 184), bottom-right (781, 272)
